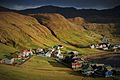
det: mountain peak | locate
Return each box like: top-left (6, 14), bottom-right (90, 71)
top-left (113, 5), bottom-right (120, 10)
top-left (0, 6), bottom-right (11, 12)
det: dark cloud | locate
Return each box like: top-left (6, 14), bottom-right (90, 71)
top-left (0, 0), bottom-right (120, 10)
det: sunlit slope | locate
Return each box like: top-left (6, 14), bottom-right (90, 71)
top-left (0, 12), bottom-right (59, 50)
top-left (68, 17), bottom-right (86, 26)
top-left (0, 12), bottom-right (102, 57)
top-left (30, 13), bottom-right (102, 47)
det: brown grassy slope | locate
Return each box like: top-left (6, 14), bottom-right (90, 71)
top-left (68, 17), bottom-right (120, 44)
top-left (0, 12), bottom-right (102, 57)
top-left (30, 13), bottom-right (102, 47)
top-left (0, 12), bottom-right (59, 50)
top-left (68, 17), bottom-right (86, 26)
top-left (83, 23), bottom-right (120, 44)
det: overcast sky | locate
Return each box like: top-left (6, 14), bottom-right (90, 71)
top-left (0, 0), bottom-right (120, 10)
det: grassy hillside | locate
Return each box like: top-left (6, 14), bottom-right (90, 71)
top-left (83, 23), bottom-right (120, 44)
top-left (68, 17), bottom-right (120, 44)
top-left (0, 12), bottom-right (60, 47)
top-left (30, 13), bottom-right (102, 47)
top-left (0, 12), bottom-right (103, 59)
top-left (0, 43), bottom-right (16, 58)
top-left (68, 17), bottom-right (86, 26)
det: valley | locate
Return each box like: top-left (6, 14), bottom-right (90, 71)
top-left (0, 5), bottom-right (120, 80)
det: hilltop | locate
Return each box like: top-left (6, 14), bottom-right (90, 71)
top-left (20, 5), bottom-right (120, 23)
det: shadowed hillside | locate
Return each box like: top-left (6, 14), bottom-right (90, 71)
top-left (83, 23), bottom-right (120, 43)
top-left (0, 6), bottom-right (12, 12)
top-left (68, 17), bottom-right (120, 44)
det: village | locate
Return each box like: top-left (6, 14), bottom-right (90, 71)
top-left (90, 37), bottom-right (120, 51)
top-left (0, 40), bottom-right (120, 78)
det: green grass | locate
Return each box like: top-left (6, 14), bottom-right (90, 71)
top-left (0, 56), bottom-right (119, 80)
top-left (0, 43), bottom-right (16, 58)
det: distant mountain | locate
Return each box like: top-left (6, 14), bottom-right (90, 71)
top-left (20, 5), bottom-right (120, 23)
top-left (111, 5), bottom-right (120, 10)
top-left (0, 6), bottom-right (13, 12)
top-left (20, 5), bottom-right (78, 18)
top-left (0, 5), bottom-right (119, 23)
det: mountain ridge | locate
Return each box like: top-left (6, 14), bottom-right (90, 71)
top-left (0, 5), bottom-right (120, 23)
top-left (18, 5), bottom-right (120, 23)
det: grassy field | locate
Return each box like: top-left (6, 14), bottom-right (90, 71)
top-left (0, 56), bottom-right (119, 80)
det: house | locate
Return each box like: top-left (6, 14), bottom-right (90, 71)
top-left (56, 49), bottom-right (64, 59)
top-left (67, 51), bottom-right (79, 55)
top-left (50, 45), bottom-right (64, 58)
top-left (2, 58), bottom-right (15, 65)
top-left (72, 60), bottom-right (83, 70)
top-left (90, 44), bottom-right (95, 49)
top-left (91, 43), bottom-right (111, 50)
top-left (103, 47), bottom-right (109, 50)
top-left (26, 50), bottom-right (33, 56)
top-left (53, 45), bottom-right (63, 50)
top-left (45, 50), bottom-right (52, 57)
top-left (36, 48), bottom-right (43, 54)
top-left (21, 49), bottom-right (33, 58)
top-left (11, 52), bottom-right (23, 59)
top-left (0, 59), bottom-right (4, 64)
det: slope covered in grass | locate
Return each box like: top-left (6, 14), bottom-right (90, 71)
top-left (0, 43), bottom-right (16, 58)
top-left (83, 23), bottom-right (120, 44)
top-left (0, 12), bottom-right (103, 58)
top-left (68, 17), bottom-right (86, 26)
top-left (30, 13), bottom-right (102, 47)
top-left (0, 12), bottom-right (60, 49)
top-left (68, 17), bottom-right (120, 44)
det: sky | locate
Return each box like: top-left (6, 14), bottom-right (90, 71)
top-left (0, 0), bottom-right (120, 10)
